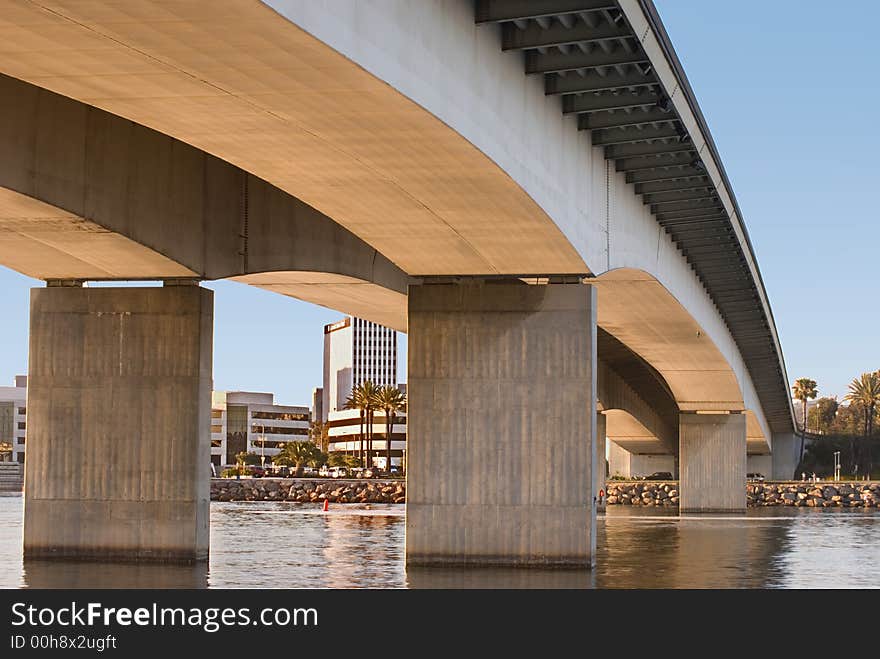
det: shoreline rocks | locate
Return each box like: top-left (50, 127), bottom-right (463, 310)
top-left (747, 482), bottom-right (878, 508)
top-left (604, 482), bottom-right (679, 507)
top-left (212, 478), bottom-right (879, 509)
top-left (604, 481), bottom-right (879, 508)
top-left (211, 478), bottom-right (405, 504)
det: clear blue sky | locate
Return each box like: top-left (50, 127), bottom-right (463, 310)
top-left (651, 0), bottom-right (879, 401)
top-left (0, 1), bottom-right (875, 405)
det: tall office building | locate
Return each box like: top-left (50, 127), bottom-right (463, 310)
top-left (311, 387), bottom-right (323, 424)
top-left (322, 316), bottom-right (397, 421)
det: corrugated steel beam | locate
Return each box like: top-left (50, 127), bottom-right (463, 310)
top-left (650, 198), bottom-right (721, 214)
top-left (643, 188), bottom-right (716, 204)
top-left (590, 123), bottom-right (682, 144)
top-left (580, 106), bottom-right (676, 130)
top-left (605, 140), bottom-right (694, 158)
top-left (627, 168), bottom-right (707, 184)
top-left (563, 89), bottom-right (661, 113)
top-left (476, 0), bottom-right (617, 23)
top-left (529, 47), bottom-right (648, 74)
top-left (616, 152), bottom-right (699, 172)
top-left (502, 17), bottom-right (630, 50)
top-left (635, 176), bottom-right (709, 194)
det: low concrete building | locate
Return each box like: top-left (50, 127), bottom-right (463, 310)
top-left (211, 391), bottom-right (310, 469)
top-left (327, 408), bottom-right (406, 470)
top-left (0, 375), bottom-right (27, 465)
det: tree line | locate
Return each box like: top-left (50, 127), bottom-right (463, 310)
top-left (224, 381), bottom-right (407, 477)
top-left (343, 381), bottom-right (407, 472)
top-left (792, 370), bottom-right (880, 478)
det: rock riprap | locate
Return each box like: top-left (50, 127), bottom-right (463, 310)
top-left (212, 478), bottom-right (405, 504)
top-left (603, 481), bottom-right (878, 508)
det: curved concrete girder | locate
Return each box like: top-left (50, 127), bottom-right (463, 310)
top-left (596, 354), bottom-right (676, 452)
top-left (603, 410), bottom-right (665, 456)
top-left (746, 411), bottom-right (770, 455)
top-left (0, 74), bottom-right (409, 329)
top-left (230, 272), bottom-right (406, 332)
top-left (594, 268), bottom-right (770, 448)
top-left (0, 1), bottom-right (782, 440)
top-left (0, 187), bottom-right (196, 280)
top-left (0, 0), bottom-right (585, 277)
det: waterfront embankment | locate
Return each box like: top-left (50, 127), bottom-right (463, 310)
top-left (212, 478), bottom-right (879, 508)
top-left (605, 481), bottom-right (879, 508)
top-left (211, 478), bottom-right (405, 503)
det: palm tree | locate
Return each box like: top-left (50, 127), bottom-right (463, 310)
top-left (360, 380), bottom-right (381, 468)
top-left (344, 388), bottom-right (367, 464)
top-left (375, 385), bottom-right (406, 473)
top-left (844, 371), bottom-right (880, 477)
top-left (308, 420), bottom-right (330, 454)
top-left (274, 440), bottom-right (322, 477)
top-left (345, 380), bottom-right (381, 468)
top-left (792, 378), bottom-right (818, 469)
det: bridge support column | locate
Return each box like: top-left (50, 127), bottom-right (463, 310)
top-left (596, 411), bottom-right (607, 512)
top-left (770, 432), bottom-right (800, 481)
top-left (679, 412), bottom-right (746, 512)
top-left (406, 280), bottom-right (597, 567)
top-left (24, 285), bottom-right (213, 562)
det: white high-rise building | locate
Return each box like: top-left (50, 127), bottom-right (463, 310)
top-left (322, 316), bottom-right (397, 421)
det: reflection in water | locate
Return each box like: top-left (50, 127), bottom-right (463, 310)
top-left (208, 502), bottom-right (405, 588)
top-left (0, 495), bottom-right (878, 589)
top-left (24, 560), bottom-right (208, 589)
top-left (407, 567), bottom-right (593, 589)
top-left (597, 509), bottom-right (789, 588)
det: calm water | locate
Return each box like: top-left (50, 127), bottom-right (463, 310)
top-left (1, 494), bottom-right (877, 589)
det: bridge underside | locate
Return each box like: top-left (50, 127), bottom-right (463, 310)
top-left (0, 0), bottom-right (793, 566)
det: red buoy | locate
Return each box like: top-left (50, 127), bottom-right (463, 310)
top-left (323, 499), bottom-right (329, 512)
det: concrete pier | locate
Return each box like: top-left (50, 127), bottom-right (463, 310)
top-left (596, 412), bottom-right (607, 511)
top-left (679, 412), bottom-right (746, 511)
top-left (406, 281), bottom-right (597, 567)
top-left (23, 285), bottom-right (213, 562)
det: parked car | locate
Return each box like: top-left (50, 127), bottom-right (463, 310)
top-left (746, 472), bottom-right (765, 482)
top-left (328, 466), bottom-right (348, 478)
top-left (248, 465), bottom-right (266, 478)
top-left (318, 465), bottom-right (330, 477)
top-left (364, 467), bottom-right (382, 478)
top-left (642, 471), bottom-right (673, 481)
top-left (272, 465), bottom-right (290, 478)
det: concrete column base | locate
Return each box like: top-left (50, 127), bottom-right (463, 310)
top-left (596, 412), bottom-right (607, 512)
top-left (23, 286), bottom-right (213, 562)
top-left (679, 412), bottom-right (746, 512)
top-left (406, 281), bottom-right (597, 568)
